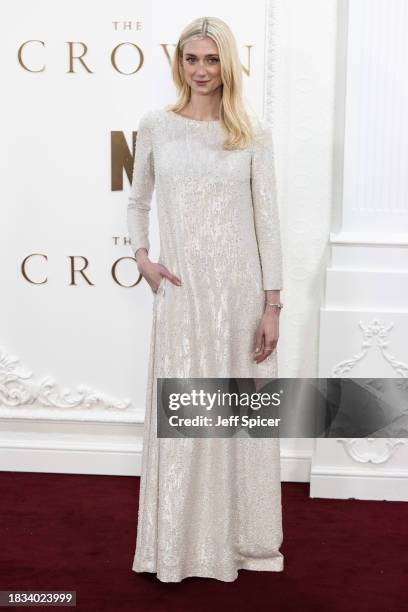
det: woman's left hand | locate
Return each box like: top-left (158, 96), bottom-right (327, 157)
top-left (252, 309), bottom-right (280, 364)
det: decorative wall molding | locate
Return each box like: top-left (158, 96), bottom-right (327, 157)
top-left (0, 346), bottom-right (141, 422)
top-left (332, 318), bottom-right (408, 377)
top-left (310, 465), bottom-right (408, 501)
top-left (337, 438), bottom-right (406, 464)
top-left (342, 0), bottom-right (408, 233)
top-left (0, 428), bottom-right (309, 480)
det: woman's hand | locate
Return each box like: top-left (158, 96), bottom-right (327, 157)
top-left (135, 248), bottom-right (182, 293)
top-left (252, 308), bottom-right (280, 364)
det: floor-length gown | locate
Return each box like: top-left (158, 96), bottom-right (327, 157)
top-left (127, 107), bottom-right (284, 582)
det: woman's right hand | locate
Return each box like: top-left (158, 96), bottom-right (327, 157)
top-left (135, 248), bottom-right (182, 293)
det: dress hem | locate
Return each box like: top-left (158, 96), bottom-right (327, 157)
top-left (132, 555), bottom-right (284, 583)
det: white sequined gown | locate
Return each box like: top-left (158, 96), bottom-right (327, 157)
top-left (127, 107), bottom-right (284, 582)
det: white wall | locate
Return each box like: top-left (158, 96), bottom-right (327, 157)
top-left (0, 0), bottom-right (299, 477)
top-left (2, 1), bottom-right (405, 500)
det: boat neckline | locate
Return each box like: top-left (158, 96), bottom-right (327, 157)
top-left (165, 109), bottom-right (220, 124)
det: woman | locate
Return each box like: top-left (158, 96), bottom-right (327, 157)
top-left (127, 16), bottom-right (284, 582)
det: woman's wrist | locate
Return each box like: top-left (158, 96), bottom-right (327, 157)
top-left (135, 248), bottom-right (149, 264)
top-left (264, 289), bottom-right (283, 314)
top-left (264, 304), bottom-right (282, 316)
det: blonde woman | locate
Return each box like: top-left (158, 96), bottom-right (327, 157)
top-left (127, 16), bottom-right (284, 582)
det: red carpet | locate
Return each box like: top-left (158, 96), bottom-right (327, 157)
top-left (0, 471), bottom-right (406, 611)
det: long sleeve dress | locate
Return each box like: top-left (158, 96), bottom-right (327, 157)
top-left (127, 107), bottom-right (284, 582)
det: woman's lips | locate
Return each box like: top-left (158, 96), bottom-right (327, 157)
top-left (195, 80), bottom-right (210, 84)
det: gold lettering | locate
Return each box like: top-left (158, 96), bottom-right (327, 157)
top-left (21, 253), bottom-right (47, 283)
top-left (67, 42), bottom-right (93, 73)
top-left (17, 40), bottom-right (45, 72)
top-left (160, 43), bottom-right (176, 65)
top-left (68, 256), bottom-right (94, 285)
top-left (111, 130), bottom-right (136, 192)
top-left (111, 43), bottom-right (144, 74)
top-left (112, 257), bottom-right (143, 287)
top-left (241, 45), bottom-right (253, 77)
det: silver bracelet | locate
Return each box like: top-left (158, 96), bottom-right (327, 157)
top-left (265, 301), bottom-right (284, 310)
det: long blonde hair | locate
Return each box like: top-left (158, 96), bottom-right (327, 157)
top-left (165, 16), bottom-right (255, 150)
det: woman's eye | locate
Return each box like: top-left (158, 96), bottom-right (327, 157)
top-left (185, 58), bottom-right (219, 64)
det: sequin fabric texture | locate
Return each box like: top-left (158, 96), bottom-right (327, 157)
top-left (127, 108), bottom-right (284, 582)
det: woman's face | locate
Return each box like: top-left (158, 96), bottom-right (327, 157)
top-left (180, 36), bottom-right (222, 96)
